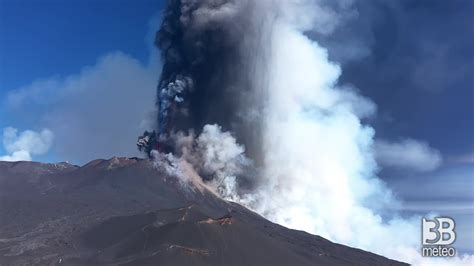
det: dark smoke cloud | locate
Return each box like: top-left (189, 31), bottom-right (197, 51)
top-left (155, 0), bottom-right (273, 162)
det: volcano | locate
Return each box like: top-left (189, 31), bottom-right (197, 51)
top-left (0, 157), bottom-right (407, 265)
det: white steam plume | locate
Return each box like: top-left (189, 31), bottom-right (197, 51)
top-left (225, 1), bottom-right (469, 264)
top-left (250, 12), bottom-right (420, 257)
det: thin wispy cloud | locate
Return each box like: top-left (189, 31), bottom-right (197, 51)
top-left (374, 138), bottom-right (443, 172)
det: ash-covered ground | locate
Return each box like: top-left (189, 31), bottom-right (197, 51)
top-left (0, 157), bottom-right (407, 265)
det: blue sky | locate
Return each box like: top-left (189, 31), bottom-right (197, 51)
top-left (0, 0), bottom-right (472, 255)
top-left (341, 0), bottom-right (474, 158)
top-left (0, 0), bottom-right (164, 161)
top-left (338, 1), bottom-right (473, 253)
top-left (0, 0), bottom-right (161, 92)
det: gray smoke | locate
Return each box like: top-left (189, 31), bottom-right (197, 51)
top-left (173, 124), bottom-right (252, 199)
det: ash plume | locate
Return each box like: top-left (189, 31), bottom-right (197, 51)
top-left (153, 0), bottom-right (271, 161)
top-left (141, 0), bottom-right (472, 265)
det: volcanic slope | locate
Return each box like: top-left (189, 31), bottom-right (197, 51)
top-left (0, 157), bottom-right (407, 265)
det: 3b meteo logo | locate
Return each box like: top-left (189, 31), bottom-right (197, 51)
top-left (422, 217), bottom-right (456, 257)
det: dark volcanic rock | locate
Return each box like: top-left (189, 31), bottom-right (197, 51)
top-left (0, 158), bottom-right (407, 265)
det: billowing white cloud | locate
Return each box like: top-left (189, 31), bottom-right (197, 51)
top-left (374, 138), bottom-right (443, 172)
top-left (5, 52), bottom-right (159, 164)
top-left (179, 124), bottom-right (250, 199)
top-left (0, 127), bottom-right (54, 162)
